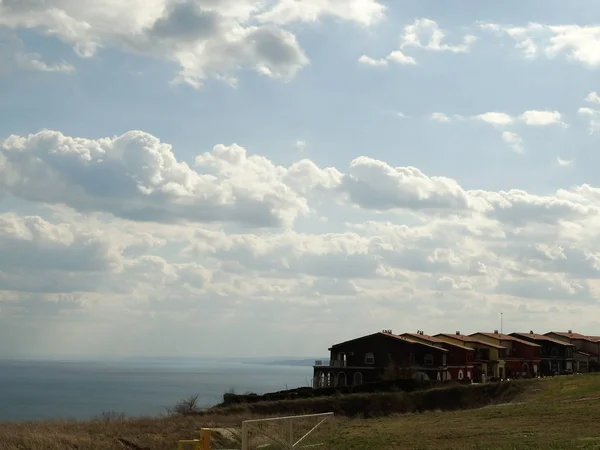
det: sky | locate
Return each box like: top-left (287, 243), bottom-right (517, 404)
top-left (1, 0), bottom-right (600, 358)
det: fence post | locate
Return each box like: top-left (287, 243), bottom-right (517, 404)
top-left (200, 428), bottom-right (211, 450)
top-left (242, 422), bottom-right (248, 450)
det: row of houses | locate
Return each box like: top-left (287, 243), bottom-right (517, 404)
top-left (312, 329), bottom-right (600, 388)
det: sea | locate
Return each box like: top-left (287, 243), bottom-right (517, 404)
top-left (0, 357), bottom-right (316, 422)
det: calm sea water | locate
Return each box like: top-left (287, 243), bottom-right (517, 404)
top-left (0, 358), bottom-right (313, 422)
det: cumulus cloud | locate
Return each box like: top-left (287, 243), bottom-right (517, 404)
top-left (340, 157), bottom-right (476, 212)
top-left (578, 106), bottom-right (600, 133)
top-left (429, 112), bottom-right (454, 123)
top-left (4, 129), bottom-right (600, 356)
top-left (473, 110), bottom-right (564, 127)
top-left (480, 22), bottom-right (600, 67)
top-left (0, 130), bottom-right (341, 228)
top-left (502, 131), bottom-right (524, 153)
top-left (257, 0), bottom-right (386, 27)
top-left (401, 19), bottom-right (477, 53)
top-left (475, 112), bottom-right (514, 126)
top-left (585, 91), bottom-right (600, 104)
top-left (0, 0), bottom-right (384, 87)
top-left (360, 18), bottom-right (474, 67)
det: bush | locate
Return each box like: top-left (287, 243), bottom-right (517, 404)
top-left (167, 394), bottom-right (203, 416)
top-left (210, 379), bottom-right (527, 418)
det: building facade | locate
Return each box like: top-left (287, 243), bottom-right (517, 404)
top-left (510, 332), bottom-right (575, 375)
top-left (470, 332), bottom-right (541, 378)
top-left (434, 332), bottom-right (506, 382)
top-left (402, 331), bottom-right (475, 381)
top-left (545, 331), bottom-right (600, 372)
top-left (313, 330), bottom-right (448, 388)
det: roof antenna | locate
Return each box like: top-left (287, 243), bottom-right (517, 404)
top-left (501, 311), bottom-right (503, 334)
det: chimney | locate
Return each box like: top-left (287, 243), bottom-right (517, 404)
top-left (456, 331), bottom-right (461, 335)
top-left (530, 330), bottom-right (534, 334)
top-left (568, 330), bottom-right (573, 334)
top-left (494, 330), bottom-right (499, 334)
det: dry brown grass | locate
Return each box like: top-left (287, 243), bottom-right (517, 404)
top-left (0, 411), bottom-right (255, 449)
top-left (1, 374), bottom-right (599, 449)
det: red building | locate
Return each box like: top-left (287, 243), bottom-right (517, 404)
top-left (471, 332), bottom-right (541, 378)
top-left (402, 331), bottom-right (475, 381)
top-left (313, 330), bottom-right (448, 388)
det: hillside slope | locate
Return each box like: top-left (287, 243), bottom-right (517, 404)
top-left (1, 374), bottom-right (599, 449)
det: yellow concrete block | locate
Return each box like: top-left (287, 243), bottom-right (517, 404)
top-left (200, 428), bottom-right (211, 450)
top-left (177, 439), bottom-right (200, 450)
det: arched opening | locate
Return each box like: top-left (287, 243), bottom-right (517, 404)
top-left (458, 369), bottom-right (464, 380)
top-left (413, 371), bottom-right (430, 381)
top-left (353, 372), bottom-right (363, 386)
top-left (522, 362), bottom-right (530, 377)
top-left (337, 372), bottom-right (347, 387)
top-left (326, 372), bottom-right (334, 387)
top-left (364, 352), bottom-right (375, 364)
top-left (314, 371), bottom-right (324, 388)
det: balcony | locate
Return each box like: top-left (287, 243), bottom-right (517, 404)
top-left (314, 359), bottom-right (347, 368)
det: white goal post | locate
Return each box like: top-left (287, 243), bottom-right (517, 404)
top-left (241, 412), bottom-right (334, 450)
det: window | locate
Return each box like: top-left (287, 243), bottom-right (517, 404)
top-left (365, 352), bottom-right (375, 364)
top-left (424, 354), bottom-right (434, 365)
top-left (442, 354), bottom-right (447, 366)
top-left (551, 347), bottom-right (558, 357)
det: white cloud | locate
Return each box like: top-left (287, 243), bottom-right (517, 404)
top-left (401, 19), bottom-right (477, 53)
top-left (4, 129), bottom-right (600, 357)
top-left (578, 107), bottom-right (600, 133)
top-left (557, 157), bottom-right (573, 167)
top-left (386, 50), bottom-right (417, 65)
top-left (257, 0), bottom-right (386, 27)
top-left (295, 140), bottom-right (307, 152)
top-left (359, 18), bottom-right (472, 67)
top-left (358, 54), bottom-right (388, 67)
top-left (15, 52), bottom-right (75, 73)
top-left (585, 91), bottom-right (600, 104)
top-left (474, 112), bottom-right (514, 126)
top-left (502, 131), bottom-right (524, 153)
top-left (519, 110), bottom-right (564, 126)
top-left (480, 22), bottom-right (600, 67)
top-left (358, 51), bottom-right (416, 67)
top-left (433, 110), bottom-right (565, 128)
top-left (0, 130), bottom-right (342, 228)
top-left (429, 112), bottom-right (454, 123)
top-left (0, 0), bottom-right (399, 86)
top-left (340, 156), bottom-right (478, 212)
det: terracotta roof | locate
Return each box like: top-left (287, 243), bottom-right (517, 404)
top-left (512, 332), bottom-right (576, 347)
top-left (586, 336), bottom-right (600, 342)
top-left (402, 333), bottom-right (475, 351)
top-left (471, 332), bottom-right (541, 347)
top-left (389, 333), bottom-right (448, 352)
top-left (329, 331), bottom-right (448, 353)
top-left (547, 331), bottom-right (597, 343)
top-left (434, 333), bottom-right (506, 349)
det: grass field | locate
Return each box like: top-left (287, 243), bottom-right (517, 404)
top-left (1, 374), bottom-right (599, 449)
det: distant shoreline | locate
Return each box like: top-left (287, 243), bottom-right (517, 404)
top-left (242, 359), bottom-right (325, 367)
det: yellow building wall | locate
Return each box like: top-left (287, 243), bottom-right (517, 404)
top-left (438, 334), bottom-right (504, 378)
top-left (469, 334), bottom-right (506, 377)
